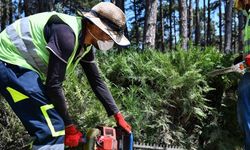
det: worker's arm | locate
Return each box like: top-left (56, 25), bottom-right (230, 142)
top-left (44, 23), bottom-right (75, 126)
top-left (45, 52), bottom-right (72, 125)
top-left (80, 50), bottom-right (119, 116)
top-left (80, 50), bottom-right (131, 133)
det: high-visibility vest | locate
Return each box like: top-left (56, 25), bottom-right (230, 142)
top-left (244, 15), bottom-right (250, 57)
top-left (0, 11), bottom-right (91, 81)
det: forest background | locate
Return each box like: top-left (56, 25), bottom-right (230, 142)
top-left (0, 0), bottom-right (245, 149)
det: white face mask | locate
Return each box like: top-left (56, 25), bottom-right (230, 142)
top-left (87, 29), bottom-right (114, 51)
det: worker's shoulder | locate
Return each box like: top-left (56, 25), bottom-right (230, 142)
top-left (51, 23), bottom-right (74, 37)
top-left (32, 11), bottom-right (73, 17)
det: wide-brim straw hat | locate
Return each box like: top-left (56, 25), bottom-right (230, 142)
top-left (234, 0), bottom-right (250, 10)
top-left (79, 2), bottom-right (130, 46)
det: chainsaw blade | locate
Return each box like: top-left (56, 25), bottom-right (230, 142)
top-left (207, 62), bottom-right (245, 77)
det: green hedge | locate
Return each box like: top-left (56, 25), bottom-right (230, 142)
top-left (0, 47), bottom-right (244, 149)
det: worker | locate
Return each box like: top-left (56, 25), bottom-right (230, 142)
top-left (0, 2), bottom-right (131, 149)
top-left (235, 0), bottom-right (250, 149)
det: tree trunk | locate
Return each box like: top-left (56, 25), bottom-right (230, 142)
top-left (143, 0), bottom-right (158, 49)
top-left (207, 0), bottom-right (211, 44)
top-left (159, 0), bottom-right (165, 52)
top-left (24, 0), bottom-right (36, 16)
top-left (169, 0), bottom-right (173, 50)
top-left (203, 0), bottom-right (206, 47)
top-left (224, 0), bottom-right (234, 53)
top-left (1, 0), bottom-right (7, 31)
top-left (112, 0), bottom-right (128, 51)
top-left (133, 0), bottom-right (140, 46)
top-left (238, 11), bottom-right (244, 52)
top-left (9, 0), bottom-right (13, 24)
top-left (0, 1), bottom-right (2, 31)
top-left (219, 0), bottom-right (222, 51)
top-left (174, 11), bottom-right (177, 50)
top-left (188, 0), bottom-right (193, 40)
top-left (112, 0), bottom-right (128, 38)
top-left (179, 0), bottom-right (188, 50)
top-left (17, 0), bottom-right (23, 19)
top-left (24, 0), bottom-right (54, 16)
top-left (195, 0), bottom-right (200, 45)
top-left (48, 0), bottom-right (54, 11)
top-left (233, 11), bottom-right (237, 52)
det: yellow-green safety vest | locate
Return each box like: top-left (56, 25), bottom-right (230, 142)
top-left (244, 15), bottom-right (250, 57)
top-left (0, 11), bottom-right (91, 81)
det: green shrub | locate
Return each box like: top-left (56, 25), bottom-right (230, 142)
top-left (0, 47), bottom-right (244, 149)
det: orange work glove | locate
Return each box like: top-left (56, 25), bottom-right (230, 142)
top-left (64, 124), bottom-right (83, 147)
top-left (114, 112), bottom-right (132, 133)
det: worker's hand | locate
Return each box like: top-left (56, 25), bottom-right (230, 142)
top-left (114, 112), bottom-right (132, 133)
top-left (64, 124), bottom-right (83, 147)
top-left (245, 54), bottom-right (250, 67)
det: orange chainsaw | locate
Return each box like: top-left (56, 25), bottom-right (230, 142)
top-left (67, 126), bottom-right (133, 150)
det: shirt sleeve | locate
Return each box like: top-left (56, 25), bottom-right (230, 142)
top-left (81, 47), bottom-right (95, 63)
top-left (44, 23), bottom-right (75, 126)
top-left (45, 23), bottom-right (75, 63)
top-left (80, 50), bottom-right (119, 116)
top-left (45, 52), bottom-right (72, 126)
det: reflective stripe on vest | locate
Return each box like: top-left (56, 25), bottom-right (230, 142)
top-left (5, 17), bottom-right (47, 75)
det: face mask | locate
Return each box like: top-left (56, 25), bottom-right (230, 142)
top-left (87, 29), bottom-right (114, 51)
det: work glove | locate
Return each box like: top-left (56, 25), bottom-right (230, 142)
top-left (114, 112), bottom-right (132, 133)
top-left (64, 124), bottom-right (83, 147)
top-left (245, 54), bottom-right (250, 67)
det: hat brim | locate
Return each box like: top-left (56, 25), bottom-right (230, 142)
top-left (83, 12), bottom-right (130, 46)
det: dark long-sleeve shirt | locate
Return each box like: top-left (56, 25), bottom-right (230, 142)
top-left (44, 22), bottom-right (119, 126)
